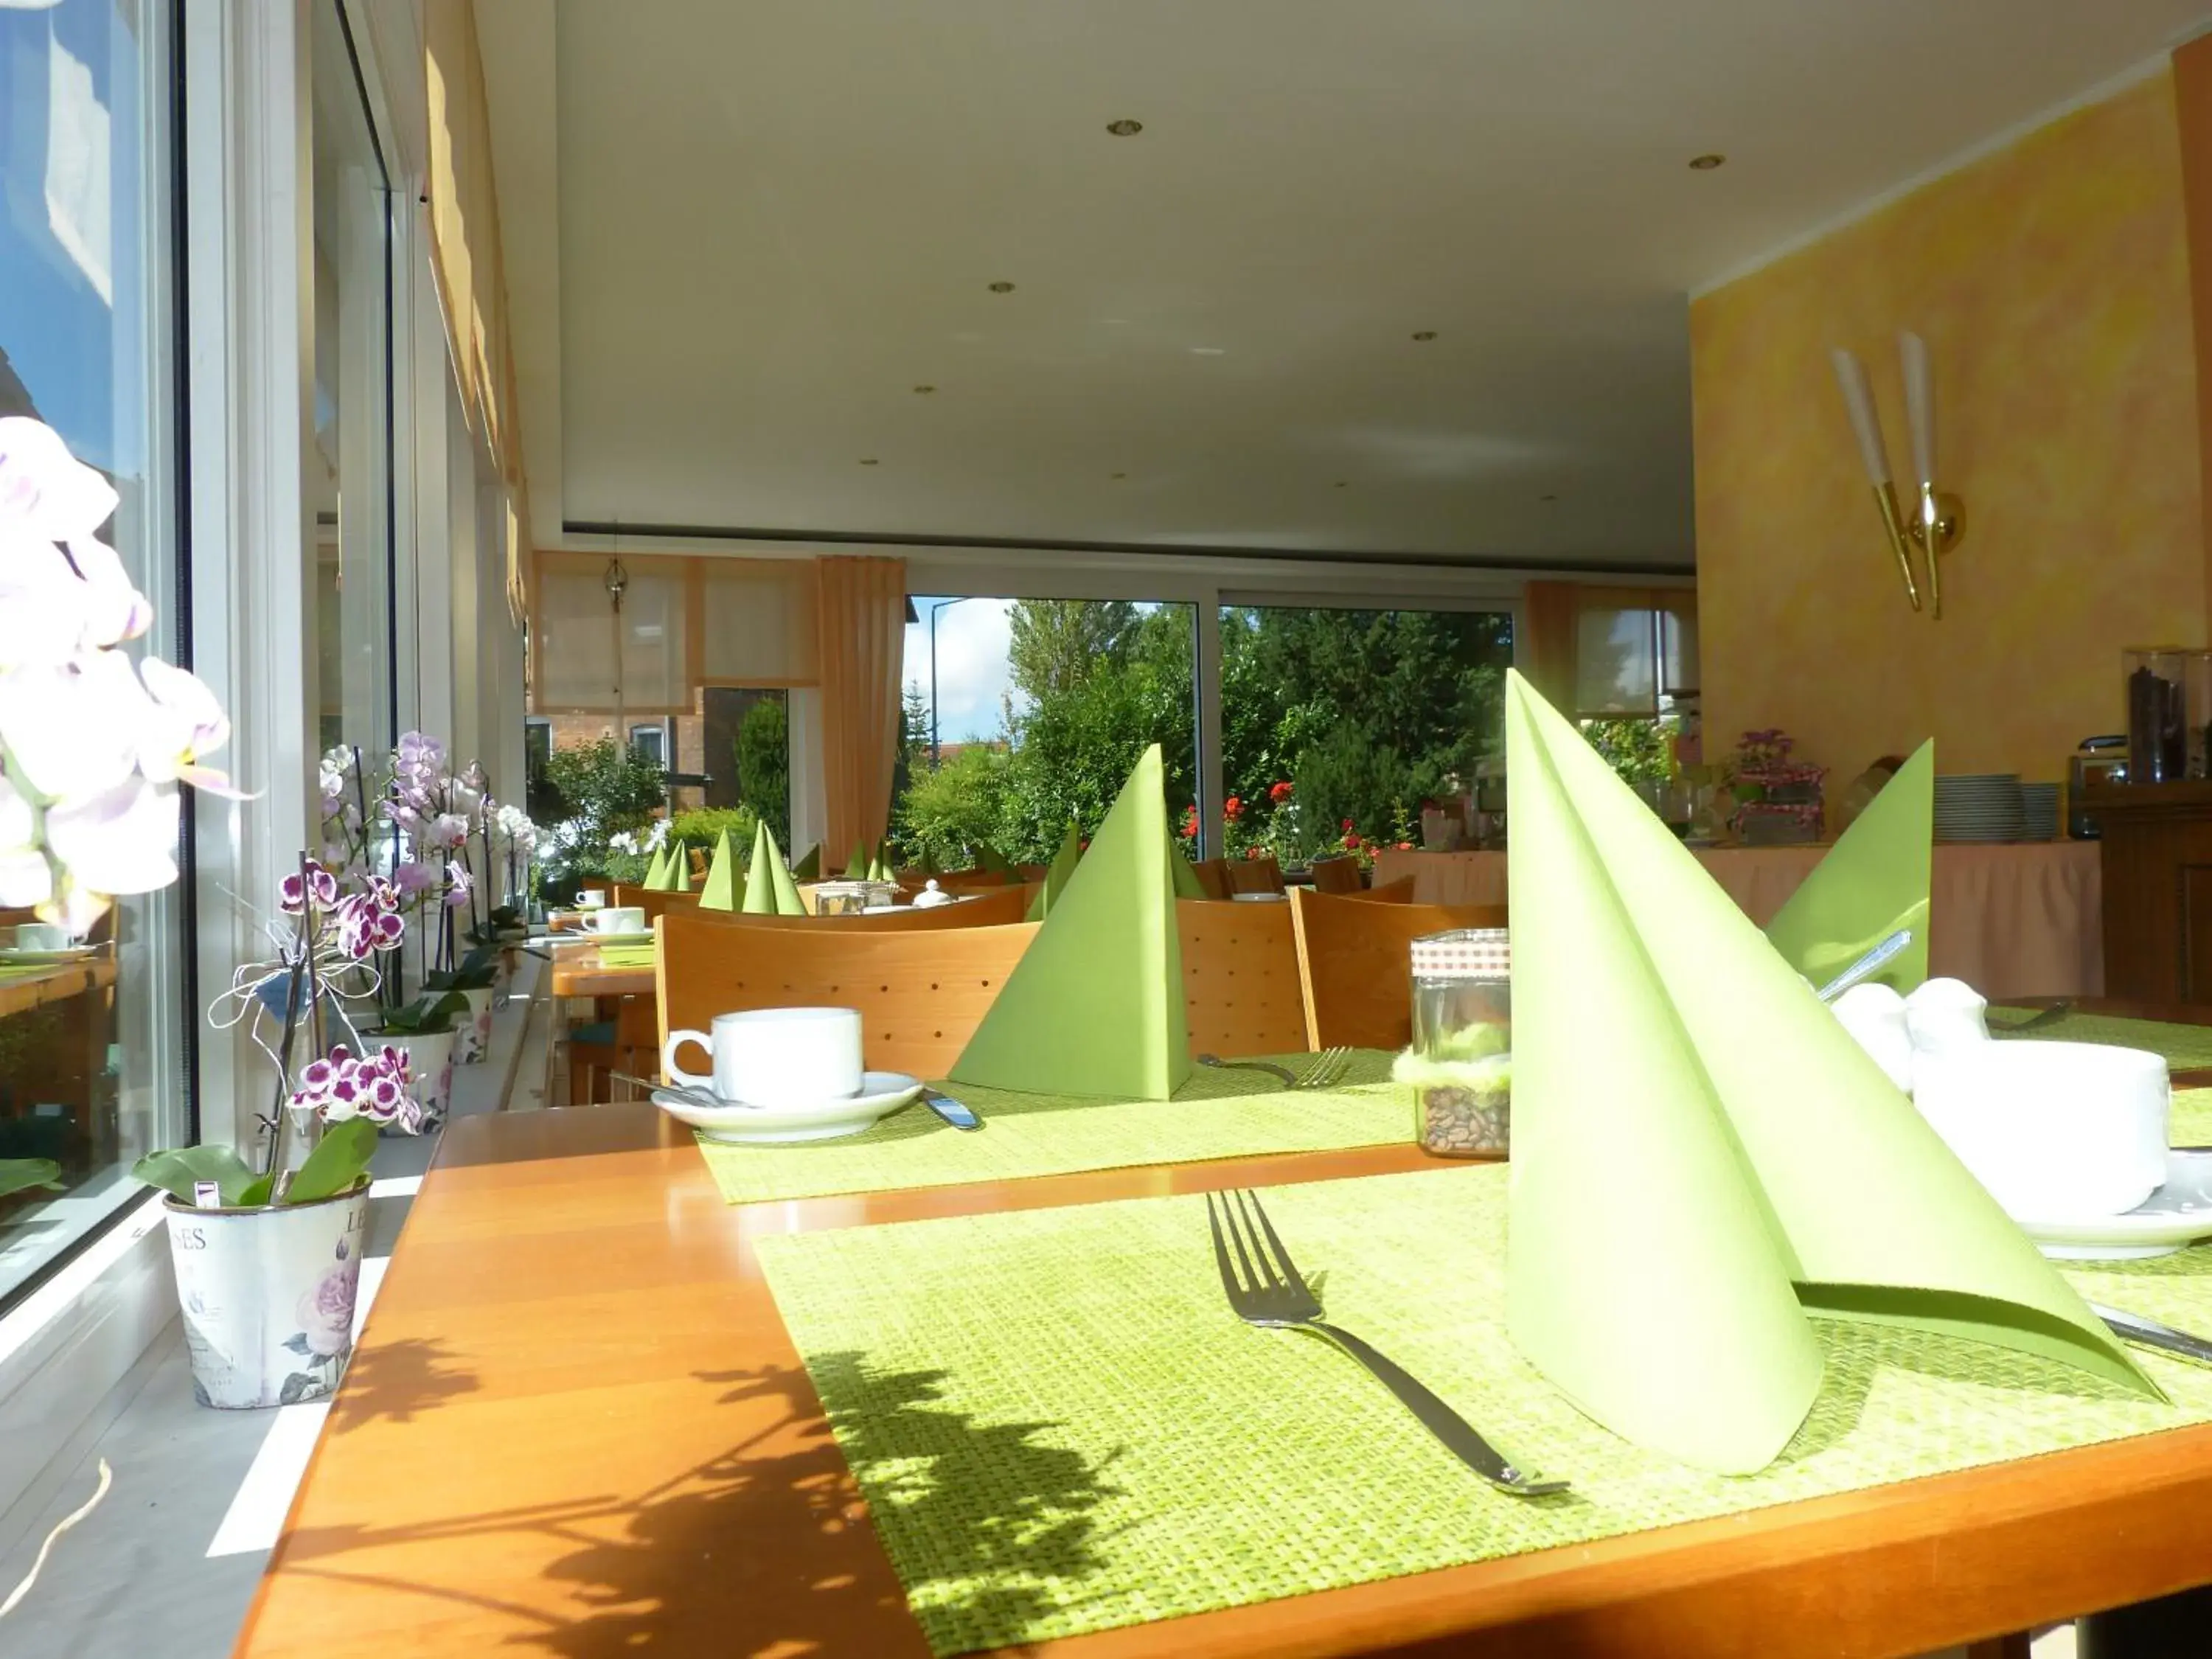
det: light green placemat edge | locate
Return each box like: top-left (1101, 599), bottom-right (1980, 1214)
top-left (1992, 1008), bottom-right (2212, 1071)
top-left (758, 1150), bottom-right (2212, 1658)
top-left (697, 1051), bottom-right (1403, 1205)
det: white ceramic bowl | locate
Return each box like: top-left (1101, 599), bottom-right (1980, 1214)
top-left (1911, 1040), bottom-right (2169, 1220)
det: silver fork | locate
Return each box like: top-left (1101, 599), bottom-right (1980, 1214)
top-left (1300, 1046), bottom-right (1352, 1090)
top-left (1196, 1048), bottom-right (1354, 1091)
top-left (1205, 1188), bottom-right (1568, 1497)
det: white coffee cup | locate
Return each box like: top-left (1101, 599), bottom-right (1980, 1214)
top-left (661, 1006), bottom-right (864, 1106)
top-left (574, 890), bottom-right (607, 910)
top-left (1912, 1040), bottom-right (2169, 1219)
top-left (1831, 983), bottom-right (1914, 1092)
top-left (10, 922), bottom-right (70, 951)
top-left (587, 906), bottom-right (645, 935)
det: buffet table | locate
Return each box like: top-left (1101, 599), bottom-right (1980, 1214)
top-left (1374, 842), bottom-right (2103, 1002)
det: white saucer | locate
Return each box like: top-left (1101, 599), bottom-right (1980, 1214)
top-left (655, 1070), bottom-right (924, 1143)
top-left (2016, 1152), bottom-right (2212, 1259)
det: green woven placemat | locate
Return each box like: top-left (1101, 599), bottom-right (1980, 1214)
top-left (1991, 1007), bottom-right (2212, 1071)
top-left (697, 1051), bottom-right (1404, 1204)
top-left (757, 1160), bottom-right (2212, 1657)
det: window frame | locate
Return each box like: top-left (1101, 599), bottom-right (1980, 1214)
top-left (0, 0), bottom-right (195, 1318)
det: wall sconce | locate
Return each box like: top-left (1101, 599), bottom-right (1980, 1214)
top-left (1829, 333), bottom-right (1965, 618)
top-left (602, 557), bottom-right (629, 608)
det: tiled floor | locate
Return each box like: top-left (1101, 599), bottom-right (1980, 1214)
top-left (0, 969), bottom-right (546, 1656)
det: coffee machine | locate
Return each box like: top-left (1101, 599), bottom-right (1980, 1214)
top-left (2068, 734), bottom-right (2127, 838)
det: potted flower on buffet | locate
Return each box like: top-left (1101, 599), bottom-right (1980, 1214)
top-left (138, 856), bottom-right (422, 1408)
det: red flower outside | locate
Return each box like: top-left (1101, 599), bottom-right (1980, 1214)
top-left (1269, 781), bottom-right (1293, 804)
top-left (1224, 796), bottom-right (1244, 821)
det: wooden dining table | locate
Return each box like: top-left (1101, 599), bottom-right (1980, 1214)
top-left (234, 1015), bottom-right (2212, 1659)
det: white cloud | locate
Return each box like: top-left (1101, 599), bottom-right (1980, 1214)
top-left (903, 596), bottom-right (1018, 746)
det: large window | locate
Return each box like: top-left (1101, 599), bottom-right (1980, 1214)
top-left (892, 597), bottom-right (1199, 866)
top-left (0, 0), bottom-right (186, 1303)
top-left (1219, 602), bottom-right (1514, 863)
top-left (310, 0), bottom-right (395, 758)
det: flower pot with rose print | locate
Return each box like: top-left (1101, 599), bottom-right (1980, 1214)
top-left (139, 1110), bottom-right (400, 1408)
top-left (162, 1175), bottom-right (370, 1408)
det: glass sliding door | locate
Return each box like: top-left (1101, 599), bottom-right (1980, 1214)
top-left (892, 596), bottom-right (1199, 866)
top-left (1217, 602), bottom-right (1513, 866)
top-left (0, 0), bottom-right (188, 1304)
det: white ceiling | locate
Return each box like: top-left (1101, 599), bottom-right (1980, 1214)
top-left (478, 0), bottom-right (2212, 573)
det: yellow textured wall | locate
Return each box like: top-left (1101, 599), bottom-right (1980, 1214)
top-left (1692, 69), bottom-right (2203, 785)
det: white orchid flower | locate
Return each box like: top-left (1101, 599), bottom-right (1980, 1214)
top-left (0, 652), bottom-right (146, 803)
top-left (0, 775), bottom-right (51, 908)
top-left (0, 417), bottom-right (118, 545)
top-left (43, 774), bottom-right (179, 896)
top-left (136, 656), bottom-right (240, 794)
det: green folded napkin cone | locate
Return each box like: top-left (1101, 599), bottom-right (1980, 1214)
top-left (1026, 820), bottom-right (1082, 921)
top-left (791, 843), bottom-right (821, 880)
top-left (699, 828), bottom-right (740, 911)
top-left (742, 821), bottom-right (808, 916)
top-left (1503, 670), bottom-right (2152, 1475)
top-left (640, 844), bottom-right (671, 891)
top-left (666, 838), bottom-right (692, 893)
top-left (1764, 740), bottom-right (1933, 992)
top-left (950, 744), bottom-right (1190, 1102)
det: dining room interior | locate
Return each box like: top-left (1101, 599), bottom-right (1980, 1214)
top-left (15, 1), bottom-right (2212, 1656)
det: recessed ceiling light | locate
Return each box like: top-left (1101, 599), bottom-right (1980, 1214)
top-left (1105, 119), bottom-right (1144, 136)
top-left (1411, 330), bottom-right (1437, 342)
top-left (987, 280), bottom-right (1015, 293)
top-left (1189, 346), bottom-right (1225, 356)
top-left (913, 384), bottom-right (936, 394)
top-left (1688, 153), bottom-right (1725, 170)
top-left (859, 458), bottom-right (880, 466)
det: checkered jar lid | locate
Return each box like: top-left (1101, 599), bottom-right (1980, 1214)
top-left (1410, 927), bottom-right (1510, 979)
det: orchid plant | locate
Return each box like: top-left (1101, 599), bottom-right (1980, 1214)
top-left (1, 417), bottom-right (237, 1201)
top-left (140, 854), bottom-right (427, 1206)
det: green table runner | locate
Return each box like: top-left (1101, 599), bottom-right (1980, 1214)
top-left (697, 1051), bottom-right (1404, 1204)
top-left (1992, 1006), bottom-right (2212, 1071)
top-left (758, 1158), bottom-right (2212, 1656)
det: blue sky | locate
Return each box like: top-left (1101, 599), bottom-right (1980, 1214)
top-left (903, 596), bottom-right (1018, 745)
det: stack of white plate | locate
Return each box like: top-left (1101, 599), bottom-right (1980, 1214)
top-left (1933, 773), bottom-right (2025, 843)
top-left (2020, 782), bottom-right (2061, 842)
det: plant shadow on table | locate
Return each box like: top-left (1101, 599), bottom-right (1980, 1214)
top-left (514, 1354), bottom-right (1122, 1658)
top-left (330, 1338), bottom-right (481, 1433)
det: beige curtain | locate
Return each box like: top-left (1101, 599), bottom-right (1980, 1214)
top-left (1522, 581), bottom-right (1581, 714)
top-left (816, 557), bottom-right (908, 856)
top-left (1523, 582), bottom-right (1699, 718)
top-left (425, 0), bottom-right (530, 623)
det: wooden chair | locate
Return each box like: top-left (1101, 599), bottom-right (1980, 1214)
top-left (656, 908), bottom-right (1040, 1081)
top-left (1309, 856), bottom-right (1365, 895)
top-left (714, 883), bottom-right (1037, 931)
top-left (1287, 886), bottom-right (1509, 1051)
top-left (584, 884), bottom-right (1044, 1100)
top-left (1228, 855), bottom-right (1286, 896)
top-left (1192, 858), bottom-right (1234, 901)
top-left (1177, 898), bottom-right (1310, 1059)
top-left (1349, 874), bottom-right (1415, 903)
